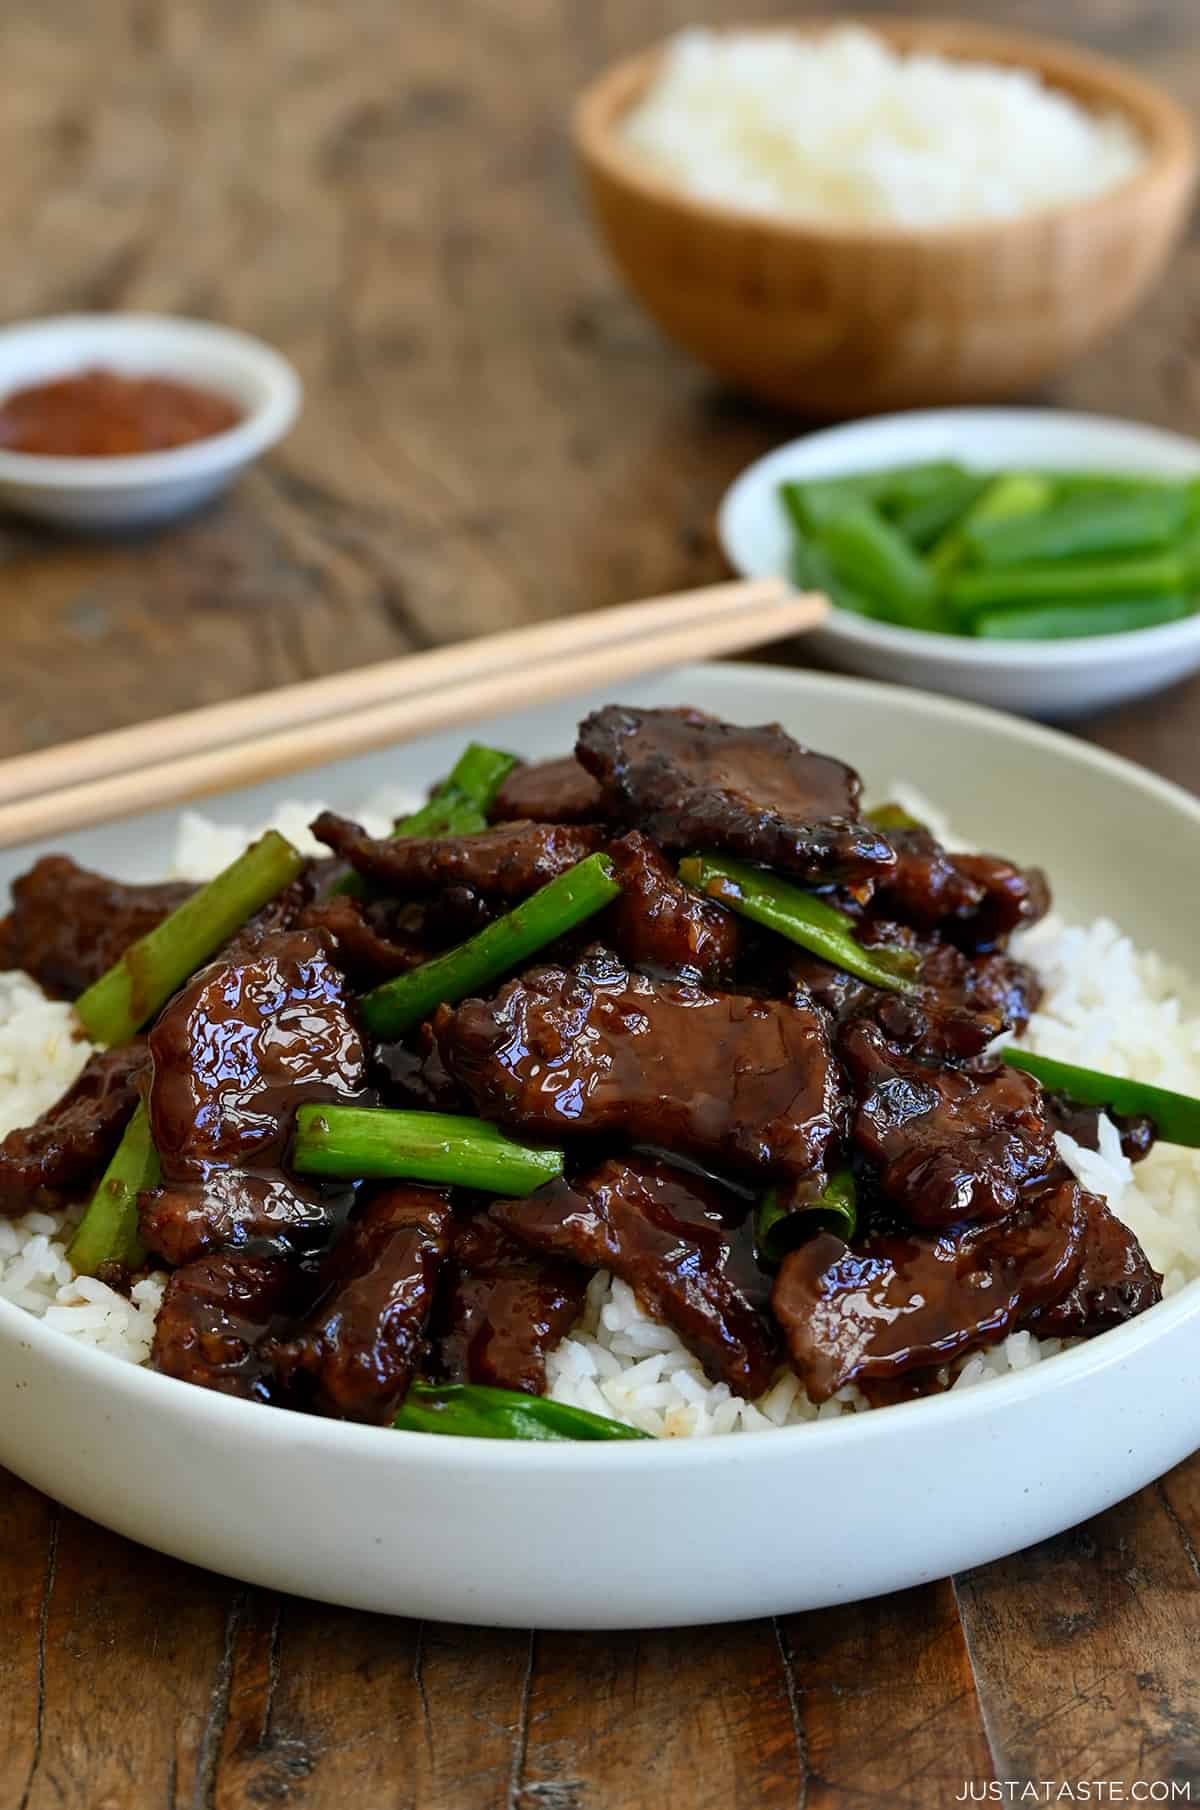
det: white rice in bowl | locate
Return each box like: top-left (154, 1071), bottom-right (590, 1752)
top-left (1, 795), bottom-right (1197, 1436)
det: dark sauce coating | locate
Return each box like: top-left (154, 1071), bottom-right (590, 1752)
top-left (438, 946), bottom-right (841, 1182)
top-left (789, 928), bottom-right (1042, 1064)
top-left (0, 1042), bottom-right (147, 1216)
top-left (302, 887), bottom-right (492, 988)
top-left (152, 1252), bottom-right (291, 1403)
top-left (494, 1157), bottom-right (778, 1397)
top-left (867, 829), bottom-right (1050, 954)
top-left (270, 1185), bottom-right (453, 1423)
top-left (310, 814), bottom-right (600, 903)
top-left (488, 757), bottom-right (605, 825)
top-left (843, 1020), bottom-right (1055, 1227)
top-left (605, 830), bottom-right (737, 985)
top-left (1045, 1095), bottom-right (1156, 1165)
top-left (139, 929), bottom-right (367, 1265)
top-left (0, 368), bottom-right (241, 457)
top-left (772, 1180), bottom-right (1089, 1402)
top-left (1026, 1197), bottom-right (1161, 1337)
top-left (432, 1212), bottom-right (589, 1395)
top-left (576, 705), bottom-right (894, 884)
top-left (0, 856), bottom-right (194, 1000)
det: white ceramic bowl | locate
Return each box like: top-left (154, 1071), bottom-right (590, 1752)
top-left (1, 663), bottom-right (1198, 1628)
top-left (0, 314), bottom-right (301, 532)
top-left (719, 408), bottom-right (1200, 719)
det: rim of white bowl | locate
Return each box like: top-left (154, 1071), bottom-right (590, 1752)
top-left (0, 314), bottom-right (302, 488)
top-left (718, 407), bottom-right (1200, 665)
top-left (2, 663), bottom-right (1199, 1468)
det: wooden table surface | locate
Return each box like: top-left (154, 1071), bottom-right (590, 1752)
top-left (2, 1), bottom-right (1200, 1804)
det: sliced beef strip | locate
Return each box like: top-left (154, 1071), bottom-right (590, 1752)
top-left (437, 945), bottom-right (842, 1183)
top-left (867, 828), bottom-right (1050, 953)
top-left (269, 1185), bottom-right (453, 1423)
top-left (152, 1252), bottom-right (292, 1403)
top-left (432, 1212), bottom-right (590, 1395)
top-left (788, 927), bottom-right (1042, 1064)
top-left (575, 705), bottom-right (894, 885)
top-left (310, 813), bottom-right (600, 903)
top-left (842, 1019), bottom-right (1055, 1227)
top-left (0, 855), bottom-right (195, 999)
top-left (605, 830), bottom-right (737, 985)
top-left (1025, 1197), bottom-right (1161, 1337)
top-left (494, 1157), bottom-right (778, 1397)
top-left (772, 1179), bottom-right (1088, 1402)
top-left (488, 757), bottom-right (604, 825)
top-left (301, 887), bottom-right (492, 988)
top-left (138, 929), bottom-right (368, 1266)
top-left (0, 1041), bottom-right (147, 1216)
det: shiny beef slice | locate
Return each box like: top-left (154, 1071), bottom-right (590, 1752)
top-left (139, 930), bottom-right (367, 1265)
top-left (433, 1213), bottom-right (589, 1395)
top-left (152, 1252), bottom-right (291, 1402)
top-left (843, 1021), bottom-right (1055, 1226)
top-left (575, 705), bottom-right (894, 885)
top-left (868, 828), bottom-right (1050, 952)
top-left (494, 1157), bottom-right (777, 1397)
top-left (606, 830), bottom-right (737, 984)
top-left (437, 947), bottom-right (841, 1183)
top-left (488, 757), bottom-right (604, 825)
top-left (789, 934), bottom-right (1042, 1064)
top-left (0, 855), bottom-right (194, 998)
top-left (270, 1185), bottom-right (452, 1422)
top-left (0, 1041), bottom-right (147, 1215)
top-left (310, 814), bottom-right (600, 902)
top-left (772, 1180), bottom-right (1088, 1401)
top-left (1027, 1197), bottom-right (1161, 1337)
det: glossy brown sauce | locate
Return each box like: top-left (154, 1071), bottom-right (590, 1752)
top-left (0, 367), bottom-right (241, 457)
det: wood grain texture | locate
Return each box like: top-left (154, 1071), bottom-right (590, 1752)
top-left (1, 0), bottom-right (1199, 1806)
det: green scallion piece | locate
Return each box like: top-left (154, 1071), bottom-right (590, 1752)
top-left (292, 1104), bottom-right (564, 1193)
top-left (972, 596), bottom-right (1191, 641)
top-left (677, 855), bottom-right (917, 994)
top-left (948, 550), bottom-right (1186, 617)
top-left (929, 472), bottom-right (1054, 579)
top-left (815, 502), bottom-right (941, 630)
top-left (359, 851), bottom-right (621, 1039)
top-left (1001, 1048), bottom-right (1200, 1148)
top-left (393, 1382), bottom-right (650, 1441)
top-left (65, 1102), bottom-right (158, 1277)
top-left (755, 1167), bottom-right (857, 1267)
top-left (74, 830), bottom-right (305, 1048)
top-left (966, 485), bottom-right (1190, 568)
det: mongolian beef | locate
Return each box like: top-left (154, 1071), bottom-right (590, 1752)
top-left (0, 706), bottom-right (1181, 1440)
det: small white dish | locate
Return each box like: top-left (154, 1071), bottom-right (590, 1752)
top-left (0, 663), bottom-right (1197, 1628)
top-left (718, 408), bottom-right (1200, 718)
top-left (0, 314), bottom-right (301, 532)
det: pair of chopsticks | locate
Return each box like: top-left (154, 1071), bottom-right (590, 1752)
top-left (0, 578), bottom-right (826, 849)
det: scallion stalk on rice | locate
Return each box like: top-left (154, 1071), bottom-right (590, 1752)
top-left (393, 1381), bottom-right (650, 1440)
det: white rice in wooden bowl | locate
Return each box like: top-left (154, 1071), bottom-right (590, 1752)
top-left (1, 790), bottom-right (1197, 1437)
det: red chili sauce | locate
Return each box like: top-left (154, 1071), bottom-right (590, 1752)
top-left (0, 367), bottom-right (242, 456)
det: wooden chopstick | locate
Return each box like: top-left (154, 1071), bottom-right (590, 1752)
top-left (0, 580), bottom-right (826, 849)
top-left (0, 577), bottom-right (800, 810)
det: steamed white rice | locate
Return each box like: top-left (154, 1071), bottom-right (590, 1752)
top-left (2, 792), bottom-right (1196, 1436)
top-left (620, 26), bottom-right (1145, 228)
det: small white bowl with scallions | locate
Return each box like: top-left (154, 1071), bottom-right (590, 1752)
top-left (718, 408), bottom-right (1200, 718)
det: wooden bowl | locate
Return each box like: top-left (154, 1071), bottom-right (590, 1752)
top-left (573, 18), bottom-right (1198, 416)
